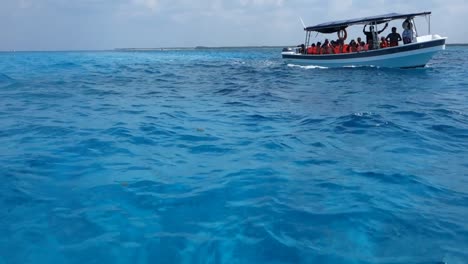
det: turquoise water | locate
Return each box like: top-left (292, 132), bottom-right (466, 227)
top-left (0, 47), bottom-right (467, 264)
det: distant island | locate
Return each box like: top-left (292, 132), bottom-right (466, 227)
top-left (448, 43), bottom-right (468, 46)
top-left (115, 46), bottom-right (295, 52)
top-left (115, 44), bottom-right (467, 52)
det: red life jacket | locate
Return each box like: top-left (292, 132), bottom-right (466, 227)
top-left (334, 46), bottom-right (340, 54)
top-left (342, 44), bottom-right (349, 53)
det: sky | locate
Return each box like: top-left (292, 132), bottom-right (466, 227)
top-left (1, 0), bottom-right (467, 50)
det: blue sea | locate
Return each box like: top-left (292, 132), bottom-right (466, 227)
top-left (0, 47), bottom-right (467, 264)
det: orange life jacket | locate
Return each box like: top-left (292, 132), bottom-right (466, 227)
top-left (307, 47), bottom-right (314, 54)
top-left (380, 41), bottom-right (388, 48)
top-left (342, 44), bottom-right (349, 53)
top-left (334, 46), bottom-right (340, 54)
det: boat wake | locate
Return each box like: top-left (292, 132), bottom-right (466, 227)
top-left (287, 64), bottom-right (328, 69)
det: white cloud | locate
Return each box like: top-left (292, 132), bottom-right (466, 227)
top-left (0, 0), bottom-right (467, 50)
top-left (132, 0), bottom-right (159, 11)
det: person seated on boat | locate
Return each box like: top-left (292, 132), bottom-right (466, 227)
top-left (357, 41), bottom-right (368, 52)
top-left (321, 39), bottom-right (333, 54)
top-left (297, 43), bottom-right (305, 54)
top-left (386, 27), bottom-right (402, 47)
top-left (358, 42), bottom-right (364, 51)
top-left (316, 42), bottom-right (322, 55)
top-left (330, 40), bottom-right (340, 54)
top-left (307, 44), bottom-right (316, 54)
top-left (363, 23), bottom-right (388, 50)
top-left (341, 39), bottom-right (349, 53)
top-left (312, 43), bottom-right (318, 54)
top-left (329, 40), bottom-right (335, 54)
top-left (338, 39), bottom-right (347, 53)
top-left (337, 39), bottom-right (346, 53)
top-left (402, 19), bottom-right (416, 44)
top-left (380, 37), bottom-right (388, 48)
top-left (347, 40), bottom-right (356, 52)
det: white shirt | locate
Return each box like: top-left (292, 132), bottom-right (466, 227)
top-left (402, 29), bottom-right (415, 43)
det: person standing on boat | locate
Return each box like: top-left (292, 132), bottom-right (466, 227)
top-left (363, 23), bottom-right (388, 50)
top-left (386, 27), bottom-right (402, 47)
top-left (402, 19), bottom-right (416, 44)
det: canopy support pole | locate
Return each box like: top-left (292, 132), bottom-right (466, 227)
top-left (413, 18), bottom-right (418, 37)
top-left (428, 15), bottom-right (431, 35)
top-left (373, 21), bottom-right (379, 50)
top-left (304, 31), bottom-right (311, 51)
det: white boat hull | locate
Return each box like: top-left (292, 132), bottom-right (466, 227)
top-left (282, 35), bottom-right (446, 68)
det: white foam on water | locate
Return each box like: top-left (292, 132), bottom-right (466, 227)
top-left (287, 63), bottom-right (328, 69)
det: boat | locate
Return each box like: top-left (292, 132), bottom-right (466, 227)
top-left (282, 12), bottom-right (446, 68)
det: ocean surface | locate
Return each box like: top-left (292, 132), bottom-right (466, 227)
top-left (0, 47), bottom-right (467, 264)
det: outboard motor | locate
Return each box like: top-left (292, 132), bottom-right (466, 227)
top-left (282, 47), bottom-right (292, 52)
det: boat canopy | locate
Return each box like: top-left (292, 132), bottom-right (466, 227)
top-left (305, 12), bottom-right (431, 33)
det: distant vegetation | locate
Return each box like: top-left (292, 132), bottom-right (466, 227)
top-left (115, 44), bottom-right (466, 51)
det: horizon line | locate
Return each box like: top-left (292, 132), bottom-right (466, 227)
top-left (1, 43), bottom-right (467, 52)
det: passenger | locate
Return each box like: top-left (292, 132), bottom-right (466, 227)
top-left (342, 40), bottom-right (349, 53)
top-left (307, 44), bottom-right (316, 54)
top-left (330, 40), bottom-right (336, 54)
top-left (357, 42), bottom-right (363, 52)
top-left (338, 39), bottom-right (347, 53)
top-left (358, 41), bottom-right (368, 52)
top-left (316, 42), bottom-right (322, 55)
top-left (297, 43), bottom-right (305, 54)
top-left (332, 40), bottom-right (341, 54)
top-left (347, 40), bottom-right (356, 52)
top-left (336, 39), bottom-right (342, 52)
top-left (402, 19), bottom-right (415, 44)
top-left (380, 37), bottom-right (388, 48)
top-left (386, 27), bottom-right (402, 47)
top-left (363, 23), bottom-right (388, 49)
top-left (321, 39), bottom-right (332, 54)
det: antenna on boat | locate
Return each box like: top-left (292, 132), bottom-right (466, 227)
top-left (299, 17), bottom-right (306, 29)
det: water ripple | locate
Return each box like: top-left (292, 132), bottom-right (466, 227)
top-left (0, 47), bottom-right (467, 264)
